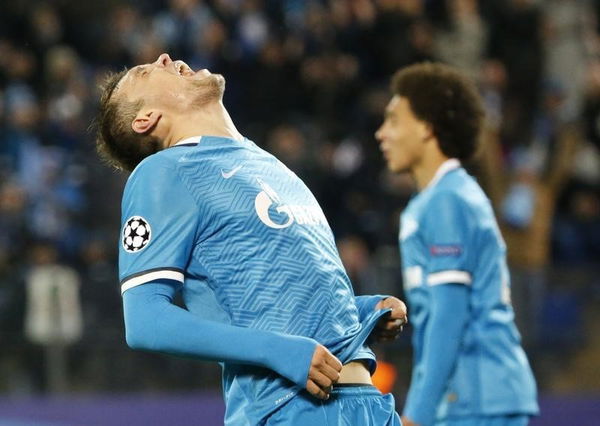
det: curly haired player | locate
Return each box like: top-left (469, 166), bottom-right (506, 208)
top-left (376, 62), bottom-right (539, 426)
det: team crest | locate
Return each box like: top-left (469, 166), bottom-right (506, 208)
top-left (122, 216), bottom-right (152, 253)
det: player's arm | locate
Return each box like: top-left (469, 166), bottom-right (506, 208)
top-left (402, 283), bottom-right (469, 426)
top-left (123, 279), bottom-right (341, 399)
top-left (402, 190), bottom-right (473, 425)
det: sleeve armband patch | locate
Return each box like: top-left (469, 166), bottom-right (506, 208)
top-left (429, 244), bottom-right (462, 257)
top-left (123, 216), bottom-right (152, 253)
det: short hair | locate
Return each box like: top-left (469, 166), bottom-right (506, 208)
top-left (95, 70), bottom-right (162, 171)
top-left (391, 62), bottom-right (484, 161)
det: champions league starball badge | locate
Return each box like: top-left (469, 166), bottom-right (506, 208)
top-left (122, 216), bottom-right (152, 253)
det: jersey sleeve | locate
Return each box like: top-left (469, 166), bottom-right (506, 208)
top-left (119, 158), bottom-right (199, 294)
top-left (421, 190), bottom-right (474, 287)
top-left (123, 280), bottom-right (318, 388)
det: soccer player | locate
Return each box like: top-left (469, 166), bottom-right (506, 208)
top-left (95, 53), bottom-right (405, 425)
top-left (375, 62), bottom-right (539, 426)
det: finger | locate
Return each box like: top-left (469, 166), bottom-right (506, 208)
top-left (309, 370), bottom-right (334, 390)
top-left (388, 306), bottom-right (408, 321)
top-left (381, 297), bottom-right (403, 309)
top-left (377, 319), bottom-right (401, 331)
top-left (313, 345), bottom-right (342, 372)
top-left (379, 329), bottom-right (404, 341)
top-left (306, 379), bottom-right (329, 400)
top-left (376, 325), bottom-right (404, 340)
top-left (318, 362), bottom-right (341, 383)
top-left (324, 353), bottom-right (343, 372)
top-left (306, 380), bottom-right (326, 399)
top-left (384, 298), bottom-right (408, 319)
top-left (375, 319), bottom-right (402, 334)
top-left (380, 318), bottom-right (405, 331)
top-left (378, 327), bottom-right (403, 337)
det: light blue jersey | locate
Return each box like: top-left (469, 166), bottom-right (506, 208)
top-left (399, 160), bottom-right (538, 421)
top-left (118, 136), bottom-right (381, 425)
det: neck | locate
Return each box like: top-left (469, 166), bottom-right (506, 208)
top-left (162, 100), bottom-right (243, 148)
top-left (412, 144), bottom-right (450, 190)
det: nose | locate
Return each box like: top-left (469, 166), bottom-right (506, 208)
top-left (375, 126), bottom-right (383, 143)
top-left (154, 53), bottom-right (172, 67)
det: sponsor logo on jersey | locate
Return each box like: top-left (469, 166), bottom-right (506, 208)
top-left (122, 216), bottom-right (151, 253)
top-left (274, 391), bottom-right (295, 405)
top-left (254, 178), bottom-right (327, 229)
top-left (221, 165), bottom-right (243, 179)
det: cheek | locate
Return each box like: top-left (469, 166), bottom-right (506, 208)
top-left (389, 128), bottom-right (410, 152)
top-left (158, 86), bottom-right (191, 110)
top-left (389, 131), bottom-right (421, 164)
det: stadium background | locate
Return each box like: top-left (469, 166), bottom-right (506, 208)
top-left (0, 0), bottom-right (598, 424)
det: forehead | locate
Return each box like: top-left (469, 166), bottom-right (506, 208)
top-left (114, 65), bottom-right (150, 98)
top-left (385, 95), bottom-right (411, 116)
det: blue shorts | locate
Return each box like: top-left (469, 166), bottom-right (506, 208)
top-left (435, 415), bottom-right (530, 426)
top-left (265, 384), bottom-right (401, 425)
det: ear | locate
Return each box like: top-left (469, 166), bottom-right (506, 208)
top-left (131, 110), bottom-right (162, 134)
top-left (421, 122), bottom-right (435, 142)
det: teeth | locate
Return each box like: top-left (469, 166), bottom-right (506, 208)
top-left (174, 61), bottom-right (184, 75)
top-left (173, 60), bottom-right (194, 76)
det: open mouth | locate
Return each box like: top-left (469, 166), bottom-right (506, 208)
top-left (173, 60), bottom-right (195, 77)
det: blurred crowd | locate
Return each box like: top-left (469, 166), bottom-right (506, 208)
top-left (1, 0), bottom-right (599, 396)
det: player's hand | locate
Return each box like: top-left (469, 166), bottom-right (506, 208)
top-left (305, 344), bottom-right (342, 400)
top-left (372, 297), bottom-right (408, 342)
top-left (401, 416), bottom-right (419, 426)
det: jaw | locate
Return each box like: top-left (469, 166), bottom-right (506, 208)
top-left (188, 75), bottom-right (225, 106)
top-left (387, 160), bottom-right (407, 174)
top-left (386, 149), bottom-right (417, 174)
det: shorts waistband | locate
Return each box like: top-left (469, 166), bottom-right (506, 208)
top-left (330, 384), bottom-right (381, 396)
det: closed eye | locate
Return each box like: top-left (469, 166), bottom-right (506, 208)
top-left (135, 66), bottom-right (150, 77)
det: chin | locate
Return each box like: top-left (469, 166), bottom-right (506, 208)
top-left (213, 73), bottom-right (225, 87)
top-left (208, 74), bottom-right (226, 97)
top-left (391, 164), bottom-right (413, 175)
top-left (215, 75), bottom-right (226, 98)
top-left (386, 160), bottom-right (404, 174)
top-left (191, 75), bottom-right (226, 105)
